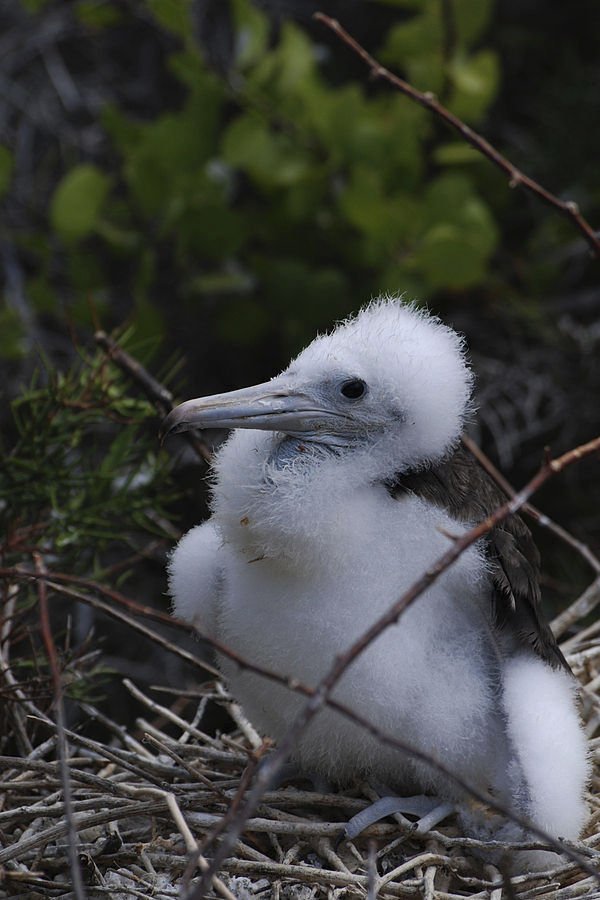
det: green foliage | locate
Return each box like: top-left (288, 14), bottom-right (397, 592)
top-left (4, 0), bottom-right (512, 367)
top-left (0, 338), bottom-right (176, 577)
top-left (50, 164), bottom-right (111, 241)
top-left (381, 0), bottom-right (499, 118)
top-left (75, 1), bottom-right (123, 28)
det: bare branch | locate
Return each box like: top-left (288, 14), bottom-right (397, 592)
top-left (461, 435), bottom-right (600, 575)
top-left (0, 569), bottom-right (221, 679)
top-left (314, 13), bottom-right (600, 258)
top-left (34, 553), bottom-right (86, 900)
top-left (95, 329), bottom-right (212, 462)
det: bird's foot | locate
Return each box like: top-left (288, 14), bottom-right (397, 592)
top-left (341, 791), bottom-right (455, 843)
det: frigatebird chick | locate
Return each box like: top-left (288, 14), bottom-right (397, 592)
top-left (162, 299), bottom-right (589, 869)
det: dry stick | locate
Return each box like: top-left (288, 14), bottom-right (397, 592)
top-left (95, 330), bottom-right (212, 462)
top-left (143, 732), bottom-right (227, 797)
top-left (192, 434), bottom-right (600, 897)
top-left (461, 435), bottom-right (600, 576)
top-left (163, 791), bottom-right (237, 900)
top-left (190, 741), bottom-right (268, 879)
top-left (553, 578), bottom-right (600, 643)
top-left (1, 560), bottom-right (597, 874)
top-left (34, 553), bottom-right (86, 900)
top-left (95, 330), bottom-right (174, 413)
top-left (0, 585), bottom-right (34, 754)
top-left (0, 567), bottom-right (217, 646)
top-left (460, 435), bottom-right (600, 639)
top-left (0, 571), bottom-right (221, 679)
top-left (3, 537), bottom-right (596, 872)
top-left (7, 555), bottom-right (595, 869)
top-left (123, 677), bottom-right (222, 749)
top-left (314, 13), bottom-right (600, 259)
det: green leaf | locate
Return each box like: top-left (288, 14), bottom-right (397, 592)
top-left (101, 104), bottom-right (143, 155)
top-left (21, 0), bottom-right (50, 10)
top-left (145, 0), bottom-right (191, 36)
top-left (381, 13), bottom-right (442, 60)
top-left (176, 196), bottom-right (247, 259)
top-left (433, 142), bottom-right (483, 165)
top-left (415, 173), bottom-right (499, 287)
top-left (415, 224), bottom-right (484, 288)
top-left (251, 21), bottom-right (316, 94)
top-left (257, 259), bottom-right (350, 351)
top-left (121, 74), bottom-right (223, 217)
top-left (448, 50), bottom-right (500, 122)
top-left (0, 307), bottom-right (24, 359)
top-left (0, 145), bottom-right (13, 199)
top-left (380, 10), bottom-right (444, 93)
top-left (50, 164), bottom-right (111, 241)
top-left (453, 0), bottom-right (493, 46)
top-left (338, 167), bottom-right (420, 251)
top-left (222, 114), bottom-right (310, 188)
top-left (230, 0), bottom-right (270, 69)
top-left (76, 1), bottom-right (123, 28)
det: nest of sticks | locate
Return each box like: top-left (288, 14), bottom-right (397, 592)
top-left (1, 609), bottom-right (600, 900)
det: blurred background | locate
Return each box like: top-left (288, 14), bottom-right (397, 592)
top-left (1, 0), bottom-right (599, 732)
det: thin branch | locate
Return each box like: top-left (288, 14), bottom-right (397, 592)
top-left (461, 435), bottom-right (600, 575)
top-left (461, 435), bottom-right (600, 636)
top-left (192, 433), bottom-right (600, 896)
top-left (314, 13), bottom-right (600, 258)
top-left (4, 487), bottom-right (599, 882)
top-left (163, 791), bottom-right (237, 900)
top-left (95, 329), bottom-right (212, 462)
top-left (0, 569), bottom-right (596, 880)
top-left (553, 577), bottom-right (600, 640)
top-left (0, 570), bottom-right (221, 679)
top-left (4, 436), bottom-right (600, 888)
top-left (95, 330), bottom-right (174, 413)
top-left (0, 585), bottom-right (35, 753)
top-left (34, 553), bottom-right (86, 900)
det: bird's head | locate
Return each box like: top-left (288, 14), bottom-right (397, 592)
top-left (161, 298), bottom-right (473, 476)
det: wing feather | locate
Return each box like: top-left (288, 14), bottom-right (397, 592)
top-left (387, 445), bottom-right (568, 670)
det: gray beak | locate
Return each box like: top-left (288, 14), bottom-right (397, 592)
top-left (159, 380), bottom-right (350, 444)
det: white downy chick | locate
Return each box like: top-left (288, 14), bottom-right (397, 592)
top-left (163, 298), bottom-right (589, 868)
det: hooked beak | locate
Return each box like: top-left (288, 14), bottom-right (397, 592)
top-left (159, 379), bottom-right (352, 445)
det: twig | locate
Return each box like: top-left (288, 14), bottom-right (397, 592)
top-left (215, 681), bottom-right (263, 749)
top-left (461, 435), bottom-right (600, 637)
top-left (123, 677), bottom-right (223, 748)
top-left (0, 571), bottom-right (221, 679)
top-left (35, 553), bottom-right (86, 900)
top-left (95, 330), bottom-right (212, 462)
top-left (143, 732), bottom-right (227, 797)
top-left (2, 539), bottom-right (599, 883)
top-left (461, 435), bottom-right (600, 575)
top-left (192, 433), bottom-right (600, 895)
top-left (313, 13), bottom-right (600, 258)
top-left (367, 839), bottom-right (378, 900)
top-left (0, 799), bottom-right (168, 865)
top-left (213, 858), bottom-right (420, 896)
top-left (163, 791), bottom-right (237, 900)
top-left (95, 330), bottom-right (174, 413)
top-left (0, 585), bottom-right (35, 753)
top-left (552, 577), bottom-right (600, 640)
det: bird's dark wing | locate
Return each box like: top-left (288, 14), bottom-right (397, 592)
top-left (387, 444), bottom-right (568, 670)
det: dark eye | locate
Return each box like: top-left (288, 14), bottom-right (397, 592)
top-left (340, 379), bottom-right (367, 400)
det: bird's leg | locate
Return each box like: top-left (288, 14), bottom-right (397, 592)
top-left (341, 785), bottom-right (455, 842)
